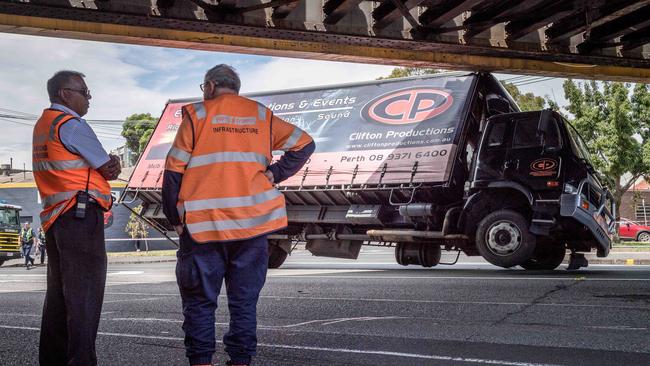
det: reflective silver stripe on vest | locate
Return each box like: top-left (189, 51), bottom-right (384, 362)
top-left (33, 159), bottom-right (89, 172)
top-left (257, 103), bottom-right (266, 121)
top-left (184, 189), bottom-right (281, 212)
top-left (193, 102), bottom-right (206, 120)
top-left (49, 113), bottom-right (71, 141)
top-left (281, 128), bottom-right (303, 151)
top-left (40, 203), bottom-right (66, 223)
top-left (42, 189), bottom-right (112, 209)
top-left (167, 147), bottom-right (191, 163)
top-left (188, 151), bottom-right (269, 169)
top-left (187, 206), bottom-right (286, 233)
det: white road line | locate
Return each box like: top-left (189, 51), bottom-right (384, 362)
top-left (104, 297), bottom-right (163, 304)
top-left (269, 274), bottom-right (650, 281)
top-left (0, 324), bottom-right (563, 366)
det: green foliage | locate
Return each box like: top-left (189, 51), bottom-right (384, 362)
top-left (377, 67), bottom-right (439, 80)
top-left (501, 82), bottom-right (546, 111)
top-left (121, 113), bottom-right (157, 164)
top-left (125, 205), bottom-right (149, 241)
top-left (562, 80), bottom-right (650, 218)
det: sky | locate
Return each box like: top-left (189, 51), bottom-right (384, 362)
top-left (0, 32), bottom-right (570, 170)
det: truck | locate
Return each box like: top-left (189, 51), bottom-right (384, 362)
top-left (0, 202), bottom-right (22, 267)
top-left (120, 71), bottom-right (615, 271)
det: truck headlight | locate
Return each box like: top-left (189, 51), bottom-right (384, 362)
top-left (564, 183), bottom-right (577, 194)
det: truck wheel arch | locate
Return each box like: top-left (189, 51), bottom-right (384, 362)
top-left (459, 185), bottom-right (533, 238)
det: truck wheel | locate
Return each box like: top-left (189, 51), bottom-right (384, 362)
top-left (476, 209), bottom-right (536, 268)
top-left (395, 242), bottom-right (441, 267)
top-left (636, 231), bottom-right (650, 242)
top-left (520, 244), bottom-right (566, 270)
top-left (268, 244), bottom-right (289, 269)
top-left (0, 260), bottom-right (4, 267)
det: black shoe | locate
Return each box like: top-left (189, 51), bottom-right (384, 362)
top-left (567, 253), bottom-right (588, 271)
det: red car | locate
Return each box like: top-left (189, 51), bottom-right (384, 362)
top-left (103, 210), bottom-right (114, 229)
top-left (618, 218), bottom-right (650, 242)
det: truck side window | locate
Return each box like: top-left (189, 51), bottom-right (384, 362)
top-left (487, 121), bottom-right (506, 147)
top-left (513, 119), bottom-right (539, 147)
top-left (513, 117), bottom-right (561, 149)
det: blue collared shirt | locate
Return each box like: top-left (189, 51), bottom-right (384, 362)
top-left (50, 103), bottom-right (110, 169)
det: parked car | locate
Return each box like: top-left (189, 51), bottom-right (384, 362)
top-left (103, 210), bottom-right (113, 229)
top-left (618, 218), bottom-right (650, 242)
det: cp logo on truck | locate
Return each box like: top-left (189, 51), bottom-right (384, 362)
top-left (530, 159), bottom-right (557, 172)
top-left (362, 88), bottom-right (453, 125)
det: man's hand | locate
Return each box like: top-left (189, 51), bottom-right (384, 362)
top-left (174, 225), bottom-right (184, 236)
top-left (264, 170), bottom-right (275, 184)
top-left (98, 154), bottom-right (121, 181)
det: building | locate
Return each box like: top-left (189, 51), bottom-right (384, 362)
top-left (620, 178), bottom-right (650, 224)
top-left (110, 145), bottom-right (136, 169)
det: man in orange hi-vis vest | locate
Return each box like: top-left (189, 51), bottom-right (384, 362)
top-left (32, 70), bottom-right (121, 366)
top-left (163, 64), bottom-right (314, 366)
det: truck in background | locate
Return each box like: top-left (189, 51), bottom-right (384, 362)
top-left (0, 202), bottom-right (21, 267)
top-left (121, 72), bottom-right (614, 271)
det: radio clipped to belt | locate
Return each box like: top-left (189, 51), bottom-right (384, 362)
top-left (75, 168), bottom-right (91, 219)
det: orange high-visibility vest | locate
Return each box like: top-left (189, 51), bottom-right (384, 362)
top-left (165, 94), bottom-right (313, 242)
top-left (32, 109), bottom-right (113, 232)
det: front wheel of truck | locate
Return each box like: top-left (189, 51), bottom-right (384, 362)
top-left (520, 244), bottom-right (566, 270)
top-left (476, 209), bottom-right (536, 268)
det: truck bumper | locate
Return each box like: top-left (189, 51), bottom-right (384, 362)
top-left (0, 251), bottom-right (20, 260)
top-left (560, 193), bottom-right (611, 257)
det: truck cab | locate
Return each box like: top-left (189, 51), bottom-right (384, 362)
top-left (0, 203), bottom-right (22, 267)
top-left (465, 110), bottom-right (615, 269)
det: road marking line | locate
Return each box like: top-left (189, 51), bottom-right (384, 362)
top-left (0, 325), bottom-right (563, 366)
top-left (104, 297), bottom-right (163, 304)
top-left (625, 259), bottom-right (635, 265)
top-left (269, 274), bottom-right (650, 281)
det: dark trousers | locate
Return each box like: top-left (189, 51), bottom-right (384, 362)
top-left (177, 231), bottom-right (269, 366)
top-left (40, 245), bottom-right (47, 264)
top-left (22, 244), bottom-right (34, 266)
top-left (39, 205), bottom-right (107, 366)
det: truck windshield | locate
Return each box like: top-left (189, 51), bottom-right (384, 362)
top-left (0, 209), bottom-right (19, 226)
top-left (566, 122), bottom-right (592, 165)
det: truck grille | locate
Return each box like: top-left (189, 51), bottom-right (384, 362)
top-left (0, 233), bottom-right (20, 251)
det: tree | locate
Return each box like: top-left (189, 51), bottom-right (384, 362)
top-left (377, 67), bottom-right (439, 80)
top-left (563, 80), bottom-right (650, 222)
top-left (121, 113), bottom-right (157, 165)
top-left (125, 205), bottom-right (150, 252)
top-left (501, 82), bottom-right (546, 111)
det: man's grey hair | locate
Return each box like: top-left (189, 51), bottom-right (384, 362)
top-left (204, 64), bottom-right (241, 93)
top-left (47, 70), bottom-right (86, 103)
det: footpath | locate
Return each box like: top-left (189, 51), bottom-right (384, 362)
top-left (2, 246), bottom-right (650, 267)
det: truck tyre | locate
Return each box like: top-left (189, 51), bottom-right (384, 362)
top-left (520, 244), bottom-right (566, 270)
top-left (476, 209), bottom-right (536, 268)
top-left (268, 244), bottom-right (289, 269)
top-left (0, 260), bottom-right (4, 267)
top-left (636, 231), bottom-right (650, 242)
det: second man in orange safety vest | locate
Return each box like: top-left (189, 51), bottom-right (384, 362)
top-left (162, 64), bottom-right (314, 366)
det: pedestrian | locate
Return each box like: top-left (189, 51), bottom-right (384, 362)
top-left (20, 222), bottom-right (35, 269)
top-left (37, 227), bottom-right (47, 265)
top-left (32, 70), bottom-right (121, 366)
top-left (162, 64), bottom-right (314, 366)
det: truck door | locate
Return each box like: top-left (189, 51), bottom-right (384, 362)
top-left (505, 115), bottom-right (562, 191)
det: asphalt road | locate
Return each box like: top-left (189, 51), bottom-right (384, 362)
top-left (0, 247), bottom-right (649, 366)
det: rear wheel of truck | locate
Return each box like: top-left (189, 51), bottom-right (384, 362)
top-left (520, 244), bottom-right (566, 270)
top-left (476, 209), bottom-right (536, 268)
top-left (268, 243), bottom-right (289, 269)
top-left (395, 242), bottom-right (441, 268)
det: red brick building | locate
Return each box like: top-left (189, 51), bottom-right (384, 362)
top-left (620, 179), bottom-right (650, 224)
